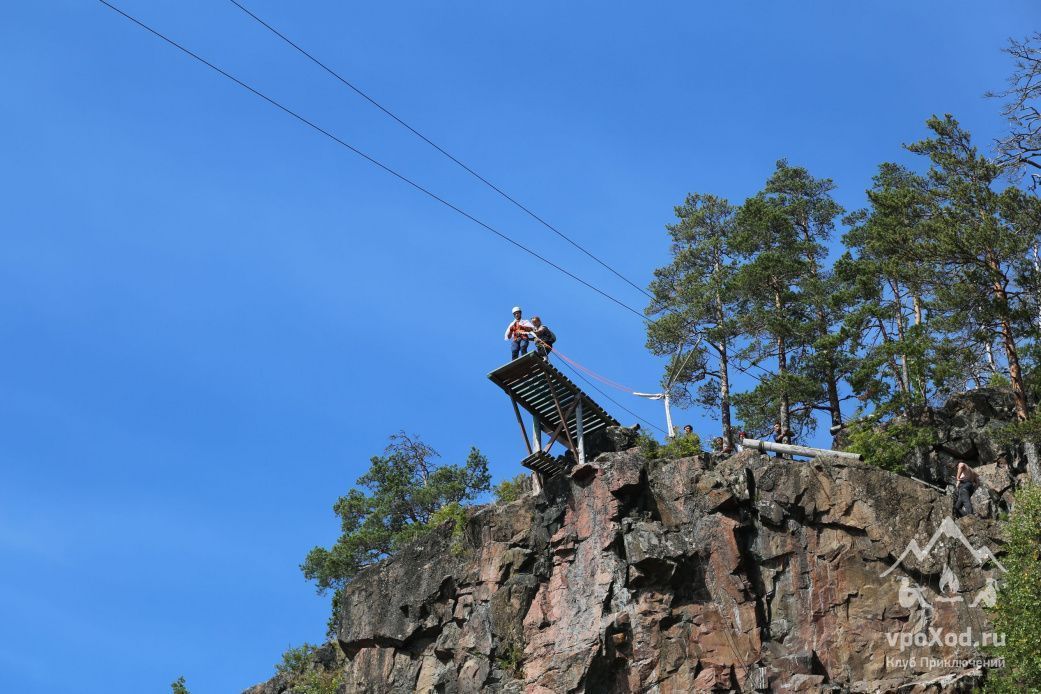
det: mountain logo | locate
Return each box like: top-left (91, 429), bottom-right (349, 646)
top-left (880, 516), bottom-right (1005, 621)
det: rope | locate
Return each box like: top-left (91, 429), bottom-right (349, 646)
top-left (550, 346), bottom-right (636, 393)
top-left (553, 356), bottom-right (668, 435)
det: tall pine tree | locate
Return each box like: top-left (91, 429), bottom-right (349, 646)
top-left (731, 163), bottom-right (819, 438)
top-left (646, 193), bottom-right (740, 448)
top-left (908, 115), bottom-right (1041, 420)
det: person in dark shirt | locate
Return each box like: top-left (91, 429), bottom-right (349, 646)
top-left (954, 462), bottom-right (980, 518)
top-left (530, 316), bottom-right (556, 359)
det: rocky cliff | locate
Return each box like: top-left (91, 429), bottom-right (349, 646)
top-left (246, 416), bottom-right (1022, 692)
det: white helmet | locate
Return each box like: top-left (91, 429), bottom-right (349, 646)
top-left (511, 306), bottom-right (522, 313)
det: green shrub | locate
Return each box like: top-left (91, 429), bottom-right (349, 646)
top-left (844, 418), bottom-right (932, 473)
top-left (277, 643), bottom-right (319, 677)
top-left (636, 433), bottom-right (702, 460)
top-left (986, 484), bottom-right (1041, 692)
top-left (496, 642), bottom-right (525, 678)
top-left (275, 643), bottom-right (343, 694)
top-left (293, 670), bottom-right (342, 694)
top-left (428, 501), bottom-right (469, 556)
top-left (170, 676), bottom-right (190, 694)
top-left (993, 414), bottom-right (1041, 447)
top-left (661, 433), bottom-right (702, 458)
top-left (637, 433), bottom-right (661, 459)
top-left (494, 473), bottom-right (529, 504)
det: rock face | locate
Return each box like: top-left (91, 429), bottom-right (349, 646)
top-left (248, 448), bottom-right (1010, 693)
top-left (912, 387), bottom-right (1037, 500)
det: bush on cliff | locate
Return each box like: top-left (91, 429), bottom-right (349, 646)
top-left (986, 484), bottom-right (1041, 692)
top-left (493, 473), bottom-right (530, 504)
top-left (843, 418), bottom-right (933, 473)
top-left (275, 644), bottom-right (342, 694)
top-left (637, 432), bottom-right (702, 459)
top-left (301, 432), bottom-right (490, 592)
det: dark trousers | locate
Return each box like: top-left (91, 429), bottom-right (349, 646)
top-left (536, 344), bottom-right (553, 359)
top-left (954, 481), bottom-right (976, 518)
top-left (511, 338), bottom-right (529, 360)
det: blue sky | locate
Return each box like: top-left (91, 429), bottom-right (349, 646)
top-left (1, 1), bottom-right (1036, 692)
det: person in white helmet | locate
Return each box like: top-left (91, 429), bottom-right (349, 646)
top-left (504, 306), bottom-right (534, 360)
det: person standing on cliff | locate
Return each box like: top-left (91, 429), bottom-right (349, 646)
top-left (504, 306), bottom-right (534, 360)
top-left (954, 462), bottom-right (979, 518)
top-left (529, 315), bottom-right (556, 359)
top-left (772, 422), bottom-right (793, 459)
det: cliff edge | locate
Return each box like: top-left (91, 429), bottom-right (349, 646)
top-left (247, 443), bottom-right (1010, 692)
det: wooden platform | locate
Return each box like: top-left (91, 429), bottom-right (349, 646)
top-left (489, 352), bottom-right (620, 478)
top-left (488, 352), bottom-right (619, 445)
top-left (520, 450), bottom-right (570, 477)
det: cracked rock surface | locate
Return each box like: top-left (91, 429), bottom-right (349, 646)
top-left (246, 449), bottom-right (1008, 693)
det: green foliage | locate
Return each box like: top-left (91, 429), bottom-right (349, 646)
top-left (326, 588), bottom-right (345, 640)
top-left (275, 643), bottom-right (343, 694)
top-left (994, 414), bottom-right (1041, 447)
top-left (294, 670), bottom-right (343, 694)
top-left (986, 485), bottom-right (1041, 692)
top-left (496, 642), bottom-right (525, 678)
top-left (906, 114), bottom-right (1040, 419)
top-left (493, 473), bottom-right (529, 504)
top-left (663, 433), bottom-right (702, 458)
top-left (636, 433), bottom-right (702, 460)
top-left (170, 676), bottom-right (190, 694)
top-left (844, 418), bottom-right (933, 473)
top-left (990, 372), bottom-right (1012, 388)
top-left (641, 106), bottom-right (1041, 453)
top-left (636, 433), bottom-right (660, 459)
top-left (645, 192), bottom-right (740, 446)
top-left (839, 162), bottom-right (960, 422)
top-left (302, 432), bottom-right (491, 592)
top-left (277, 643), bottom-right (319, 677)
top-left (727, 161), bottom-right (852, 437)
top-left (428, 501), bottom-right (469, 556)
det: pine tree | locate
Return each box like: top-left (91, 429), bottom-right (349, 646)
top-left (302, 432), bottom-right (490, 592)
top-left (907, 115), bottom-right (1041, 420)
top-left (730, 162), bottom-right (828, 439)
top-left (760, 162), bottom-right (851, 435)
top-left (989, 32), bottom-right (1041, 175)
top-left (840, 162), bottom-right (965, 420)
top-left (646, 193), bottom-right (740, 447)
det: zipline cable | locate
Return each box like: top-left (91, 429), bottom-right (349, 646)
top-left (97, 1), bottom-right (768, 427)
top-left (225, 0), bottom-right (654, 301)
top-left (552, 355), bottom-right (667, 435)
top-left (96, 0), bottom-right (649, 323)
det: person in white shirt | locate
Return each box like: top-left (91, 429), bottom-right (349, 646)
top-left (504, 306), bottom-right (534, 360)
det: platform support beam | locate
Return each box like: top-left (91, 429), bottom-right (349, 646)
top-left (512, 398), bottom-right (532, 455)
top-left (531, 416), bottom-right (544, 495)
top-left (576, 399), bottom-right (585, 465)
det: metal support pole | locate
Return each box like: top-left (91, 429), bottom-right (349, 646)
top-left (664, 392), bottom-right (675, 439)
top-left (531, 415), bottom-right (544, 495)
top-left (741, 438), bottom-right (863, 461)
top-left (576, 399), bottom-right (585, 465)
